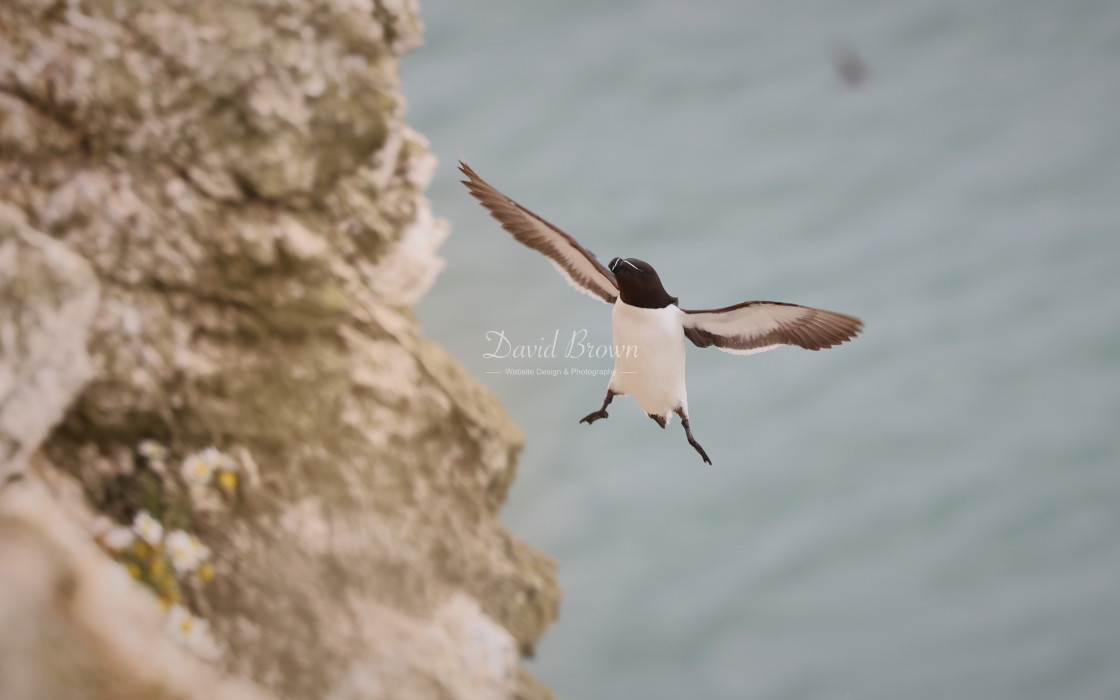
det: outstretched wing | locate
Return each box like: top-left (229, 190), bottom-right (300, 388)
top-left (682, 301), bottom-right (863, 355)
top-left (459, 161), bottom-right (619, 304)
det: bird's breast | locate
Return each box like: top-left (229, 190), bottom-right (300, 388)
top-left (609, 301), bottom-right (688, 416)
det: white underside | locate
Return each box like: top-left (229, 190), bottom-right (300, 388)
top-left (607, 301), bottom-right (689, 423)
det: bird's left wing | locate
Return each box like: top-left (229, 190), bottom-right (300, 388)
top-left (459, 161), bottom-right (619, 304)
top-left (681, 301), bottom-right (863, 355)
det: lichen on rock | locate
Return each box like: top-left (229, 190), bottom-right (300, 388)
top-left (0, 1), bottom-right (560, 698)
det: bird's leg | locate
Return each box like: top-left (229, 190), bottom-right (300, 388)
top-left (579, 389), bottom-right (617, 425)
top-left (675, 408), bottom-right (712, 465)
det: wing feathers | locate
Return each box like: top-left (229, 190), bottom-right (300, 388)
top-left (682, 301), bottom-right (862, 355)
top-left (459, 161), bottom-right (863, 349)
top-left (459, 161), bottom-right (619, 304)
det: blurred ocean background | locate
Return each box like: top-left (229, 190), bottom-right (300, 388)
top-left (401, 1), bottom-right (1120, 698)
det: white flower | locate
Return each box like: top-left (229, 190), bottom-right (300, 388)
top-left (166, 604), bottom-right (220, 660)
top-left (91, 516), bottom-right (134, 551)
top-left (165, 603), bottom-right (196, 639)
top-left (181, 451), bottom-right (215, 485)
top-left (103, 525), bottom-right (136, 551)
top-left (181, 446), bottom-right (236, 486)
top-left (132, 510), bottom-right (163, 545)
top-left (165, 529), bottom-right (210, 574)
top-left (202, 446), bottom-right (237, 472)
top-left (138, 439), bottom-right (169, 461)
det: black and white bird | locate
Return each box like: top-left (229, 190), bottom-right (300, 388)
top-left (460, 161), bottom-right (863, 464)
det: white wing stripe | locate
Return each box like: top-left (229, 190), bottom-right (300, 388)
top-left (460, 161), bottom-right (619, 304)
top-left (548, 259), bottom-right (610, 302)
top-left (682, 302), bottom-right (863, 355)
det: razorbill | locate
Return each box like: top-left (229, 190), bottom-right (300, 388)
top-left (460, 161), bottom-right (863, 464)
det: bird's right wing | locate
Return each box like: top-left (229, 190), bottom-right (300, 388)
top-left (459, 161), bottom-right (619, 304)
top-left (681, 301), bottom-right (863, 355)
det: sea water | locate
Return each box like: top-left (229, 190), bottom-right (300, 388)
top-left (403, 1), bottom-right (1120, 697)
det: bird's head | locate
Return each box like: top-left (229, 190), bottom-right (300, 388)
top-left (608, 257), bottom-right (677, 309)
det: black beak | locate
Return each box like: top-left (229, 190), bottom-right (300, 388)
top-left (608, 257), bottom-right (622, 272)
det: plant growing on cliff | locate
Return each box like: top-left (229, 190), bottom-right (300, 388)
top-left (89, 440), bottom-right (243, 660)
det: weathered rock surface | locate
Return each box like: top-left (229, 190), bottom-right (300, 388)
top-left (0, 1), bottom-right (560, 698)
top-left (0, 203), bottom-right (100, 483)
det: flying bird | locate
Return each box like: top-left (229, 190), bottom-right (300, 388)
top-left (830, 42), bottom-right (872, 88)
top-left (460, 161), bottom-right (863, 464)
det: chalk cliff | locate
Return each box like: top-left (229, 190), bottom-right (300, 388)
top-left (0, 1), bottom-right (559, 698)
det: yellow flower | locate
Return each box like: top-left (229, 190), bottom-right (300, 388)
top-left (198, 562), bottom-right (214, 583)
top-left (216, 470), bottom-right (238, 494)
top-left (126, 563), bottom-right (142, 580)
top-left (133, 540), bottom-right (152, 559)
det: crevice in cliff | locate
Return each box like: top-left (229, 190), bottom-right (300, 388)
top-left (0, 82), bottom-right (93, 155)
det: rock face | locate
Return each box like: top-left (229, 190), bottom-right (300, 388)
top-left (0, 204), bottom-right (100, 483)
top-left (0, 1), bottom-right (560, 699)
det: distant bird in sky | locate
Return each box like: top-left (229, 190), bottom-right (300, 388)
top-left (831, 42), bottom-right (872, 88)
top-left (460, 161), bottom-right (863, 464)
